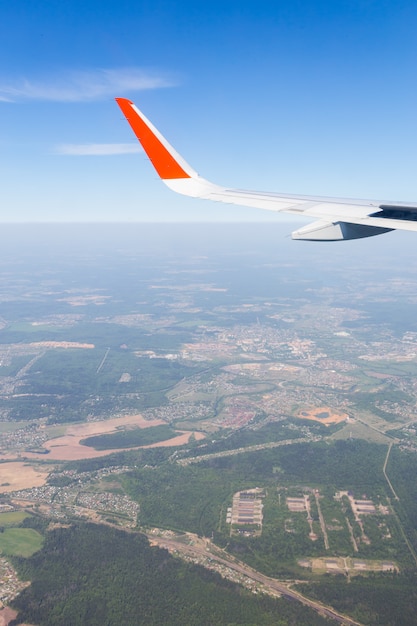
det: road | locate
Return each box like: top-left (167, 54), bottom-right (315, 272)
top-left (146, 531), bottom-right (363, 625)
top-left (177, 436), bottom-right (320, 465)
top-left (315, 491), bottom-right (330, 550)
top-left (383, 442), bottom-right (399, 500)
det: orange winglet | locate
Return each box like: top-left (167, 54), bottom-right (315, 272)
top-left (115, 98), bottom-right (190, 180)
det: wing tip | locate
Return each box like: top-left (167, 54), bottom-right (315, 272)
top-left (115, 97), bottom-right (134, 110)
top-left (115, 97), bottom-right (192, 180)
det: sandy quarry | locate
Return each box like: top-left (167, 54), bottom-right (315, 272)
top-left (297, 407), bottom-right (348, 425)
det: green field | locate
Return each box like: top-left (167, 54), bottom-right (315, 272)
top-left (0, 511), bottom-right (30, 526)
top-left (0, 528), bottom-right (43, 557)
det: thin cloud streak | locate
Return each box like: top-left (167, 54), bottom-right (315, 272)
top-left (56, 143), bottom-right (143, 156)
top-left (0, 68), bottom-right (175, 102)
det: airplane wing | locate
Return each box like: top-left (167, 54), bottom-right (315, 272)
top-left (115, 97), bottom-right (417, 241)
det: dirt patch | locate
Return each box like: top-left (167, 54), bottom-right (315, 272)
top-left (57, 295), bottom-right (110, 306)
top-left (62, 414), bottom-right (163, 438)
top-left (297, 407), bottom-right (348, 425)
top-left (0, 462), bottom-right (49, 494)
top-left (146, 432), bottom-right (205, 448)
top-left (28, 341), bottom-right (94, 349)
top-left (0, 607), bottom-right (18, 626)
top-left (41, 414), bottom-right (164, 460)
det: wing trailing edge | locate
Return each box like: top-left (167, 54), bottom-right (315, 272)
top-left (115, 97), bottom-right (417, 241)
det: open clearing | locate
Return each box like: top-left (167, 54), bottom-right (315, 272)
top-left (302, 556), bottom-right (398, 575)
top-left (0, 528), bottom-right (43, 557)
top-left (0, 512), bottom-right (29, 526)
top-left (297, 407), bottom-right (348, 425)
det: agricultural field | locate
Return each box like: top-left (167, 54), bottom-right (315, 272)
top-left (0, 463), bottom-right (49, 494)
top-left (0, 512), bottom-right (43, 558)
top-left (0, 528), bottom-right (43, 558)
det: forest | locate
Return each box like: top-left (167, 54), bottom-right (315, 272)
top-left (10, 523), bottom-right (331, 626)
top-left (297, 573), bottom-right (417, 626)
top-left (5, 435), bottom-right (417, 625)
top-left (120, 440), bottom-right (413, 576)
top-left (80, 424), bottom-right (177, 449)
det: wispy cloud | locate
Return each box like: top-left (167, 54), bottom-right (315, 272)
top-left (55, 143), bottom-right (143, 156)
top-left (0, 67), bottom-right (174, 102)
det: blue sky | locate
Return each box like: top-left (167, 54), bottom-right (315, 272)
top-left (1, 0), bottom-right (417, 223)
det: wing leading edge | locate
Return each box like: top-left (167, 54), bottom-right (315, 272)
top-left (115, 97), bottom-right (417, 241)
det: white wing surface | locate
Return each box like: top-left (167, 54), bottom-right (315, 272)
top-left (115, 98), bottom-right (417, 241)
